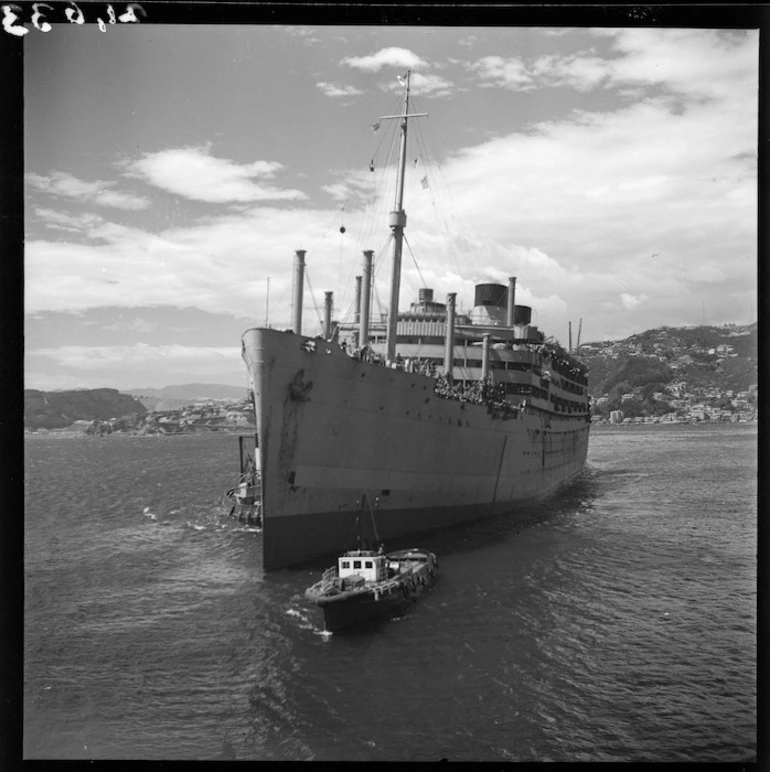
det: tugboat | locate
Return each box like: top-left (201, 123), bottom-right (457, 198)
top-left (223, 435), bottom-right (261, 526)
top-left (305, 544), bottom-right (438, 633)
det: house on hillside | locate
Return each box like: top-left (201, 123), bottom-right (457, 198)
top-left (225, 410), bottom-right (251, 426)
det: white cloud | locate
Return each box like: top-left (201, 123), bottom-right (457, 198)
top-left (316, 81), bottom-right (364, 98)
top-left (341, 47), bottom-right (427, 72)
top-left (282, 26), bottom-right (322, 45)
top-left (470, 51), bottom-right (611, 92)
top-left (122, 146), bottom-right (308, 203)
top-left (470, 56), bottom-right (533, 90)
top-left (25, 203), bottom-right (382, 329)
top-left (532, 52), bottom-right (610, 92)
top-left (599, 28), bottom-right (759, 102)
top-left (620, 293), bottom-right (648, 310)
top-left (24, 372), bottom-right (104, 391)
top-left (29, 343), bottom-right (241, 369)
top-left (26, 172), bottom-right (149, 210)
top-left (470, 29), bottom-right (759, 104)
top-left (457, 34), bottom-right (480, 48)
top-left (322, 172), bottom-right (376, 204)
top-left (25, 342), bottom-right (246, 389)
top-left (692, 265), bottom-right (728, 284)
top-left (103, 317), bottom-right (157, 333)
top-left (32, 208), bottom-right (105, 233)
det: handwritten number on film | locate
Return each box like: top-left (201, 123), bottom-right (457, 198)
top-left (2, 2), bottom-right (145, 35)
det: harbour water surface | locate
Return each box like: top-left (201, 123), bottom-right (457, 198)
top-left (23, 423), bottom-right (757, 761)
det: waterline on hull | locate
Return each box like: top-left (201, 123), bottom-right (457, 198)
top-left (262, 478), bottom-right (584, 570)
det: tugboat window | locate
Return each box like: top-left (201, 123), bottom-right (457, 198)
top-left (365, 561), bottom-right (373, 568)
top-left (353, 560), bottom-right (362, 569)
top-left (341, 561), bottom-right (350, 569)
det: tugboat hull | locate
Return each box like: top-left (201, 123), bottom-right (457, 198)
top-left (318, 588), bottom-right (412, 632)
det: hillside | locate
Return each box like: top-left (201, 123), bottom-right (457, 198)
top-left (24, 388), bottom-right (147, 430)
top-left (579, 322), bottom-right (757, 420)
top-left (126, 383), bottom-right (249, 411)
top-left (126, 383), bottom-right (248, 400)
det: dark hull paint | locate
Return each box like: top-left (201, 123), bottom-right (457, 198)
top-left (319, 590), bottom-right (413, 632)
top-left (265, 497), bottom-right (557, 570)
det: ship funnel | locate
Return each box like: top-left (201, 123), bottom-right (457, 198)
top-left (474, 283), bottom-right (507, 308)
top-left (506, 277), bottom-right (517, 327)
top-left (513, 305), bottom-right (532, 325)
top-left (324, 291), bottom-right (333, 340)
top-left (471, 283), bottom-right (507, 326)
top-left (419, 288), bottom-right (434, 305)
top-left (354, 276), bottom-right (362, 324)
top-left (360, 250), bottom-right (373, 347)
top-left (293, 249), bottom-right (306, 334)
top-left (444, 292), bottom-right (457, 379)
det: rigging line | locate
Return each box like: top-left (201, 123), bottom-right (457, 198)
top-left (368, 112), bottom-right (400, 229)
top-left (368, 129), bottom-right (397, 242)
top-left (422, 117), bottom-right (464, 233)
top-left (403, 234), bottom-right (429, 290)
top-left (372, 279), bottom-right (383, 323)
top-left (372, 233), bottom-right (393, 285)
top-left (304, 267), bottom-right (324, 333)
top-left (339, 295), bottom-right (359, 326)
top-left (426, 177), bottom-right (466, 284)
top-left (337, 261), bottom-right (359, 319)
top-left (412, 118), bottom-right (468, 284)
top-left (370, 93), bottom-right (402, 162)
top-left (360, 171), bottom-right (381, 249)
top-left (413, 136), bottom-right (459, 280)
top-left (337, 242), bottom-right (370, 326)
top-left (338, 203), bottom-right (346, 291)
top-left (370, 233), bottom-right (393, 322)
top-left (306, 207), bottom-right (343, 259)
top-left (273, 281), bottom-right (292, 328)
top-left (362, 485), bottom-right (381, 546)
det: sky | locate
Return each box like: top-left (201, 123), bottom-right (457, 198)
top-left (23, 21), bottom-right (759, 390)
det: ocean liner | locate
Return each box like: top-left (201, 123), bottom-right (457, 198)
top-left (241, 71), bottom-right (590, 570)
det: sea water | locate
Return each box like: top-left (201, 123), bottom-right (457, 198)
top-left (23, 423), bottom-right (757, 761)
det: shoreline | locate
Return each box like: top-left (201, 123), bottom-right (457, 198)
top-left (24, 425), bottom-right (258, 438)
top-left (25, 420), bottom-right (756, 439)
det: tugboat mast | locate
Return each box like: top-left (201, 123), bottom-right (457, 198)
top-left (381, 70), bottom-right (427, 360)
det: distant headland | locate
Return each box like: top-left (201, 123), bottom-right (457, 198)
top-left (24, 385), bottom-right (254, 435)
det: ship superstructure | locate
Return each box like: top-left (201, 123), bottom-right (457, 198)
top-left (241, 71), bottom-right (589, 569)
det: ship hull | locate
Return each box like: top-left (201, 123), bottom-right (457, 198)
top-left (243, 328), bottom-right (589, 569)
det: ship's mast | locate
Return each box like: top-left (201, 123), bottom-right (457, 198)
top-left (382, 71), bottom-right (427, 360)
